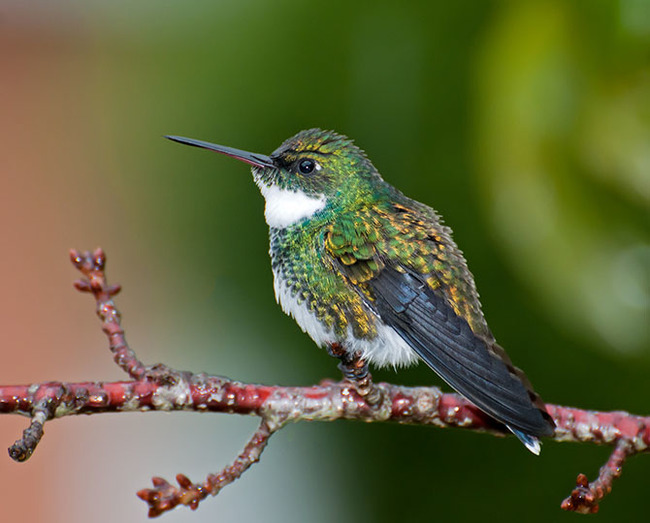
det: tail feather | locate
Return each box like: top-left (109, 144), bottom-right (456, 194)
top-left (509, 426), bottom-right (542, 455)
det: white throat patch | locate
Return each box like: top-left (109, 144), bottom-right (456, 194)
top-left (257, 183), bottom-right (327, 228)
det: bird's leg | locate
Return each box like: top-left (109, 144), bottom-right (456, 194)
top-left (327, 343), bottom-right (382, 406)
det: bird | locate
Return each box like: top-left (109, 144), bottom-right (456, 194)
top-left (166, 129), bottom-right (555, 454)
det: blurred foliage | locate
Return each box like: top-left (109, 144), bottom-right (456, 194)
top-left (476, 1), bottom-right (649, 355)
top-left (4, 0), bottom-right (649, 521)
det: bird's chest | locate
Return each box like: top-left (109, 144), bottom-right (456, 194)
top-left (268, 227), bottom-right (374, 343)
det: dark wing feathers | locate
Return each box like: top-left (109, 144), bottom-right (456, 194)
top-left (369, 266), bottom-right (554, 437)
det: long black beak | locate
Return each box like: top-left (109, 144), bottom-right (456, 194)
top-left (165, 135), bottom-right (275, 168)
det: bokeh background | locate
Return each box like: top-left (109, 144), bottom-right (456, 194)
top-left (1, 1), bottom-right (648, 522)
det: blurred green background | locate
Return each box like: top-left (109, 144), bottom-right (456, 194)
top-left (1, 1), bottom-right (648, 522)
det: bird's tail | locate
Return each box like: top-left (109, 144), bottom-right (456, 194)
top-left (508, 426), bottom-right (542, 455)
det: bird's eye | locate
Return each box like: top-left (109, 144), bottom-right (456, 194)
top-left (297, 159), bottom-right (316, 175)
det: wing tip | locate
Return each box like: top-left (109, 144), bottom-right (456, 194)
top-left (509, 426), bottom-right (542, 455)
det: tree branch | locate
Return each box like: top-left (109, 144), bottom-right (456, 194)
top-left (1, 249), bottom-right (648, 516)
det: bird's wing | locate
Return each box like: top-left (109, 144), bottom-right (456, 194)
top-left (368, 266), bottom-right (554, 436)
top-left (324, 206), bottom-right (554, 438)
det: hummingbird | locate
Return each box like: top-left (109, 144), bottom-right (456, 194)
top-left (166, 129), bottom-right (555, 454)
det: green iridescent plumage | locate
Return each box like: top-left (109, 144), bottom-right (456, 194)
top-left (271, 199), bottom-right (490, 343)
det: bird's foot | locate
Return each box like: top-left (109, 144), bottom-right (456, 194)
top-left (327, 344), bottom-right (383, 407)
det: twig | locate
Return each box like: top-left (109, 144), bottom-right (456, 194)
top-left (70, 248), bottom-right (145, 380)
top-left (1, 249), bottom-right (648, 517)
top-left (137, 419), bottom-right (278, 517)
top-left (561, 439), bottom-right (635, 514)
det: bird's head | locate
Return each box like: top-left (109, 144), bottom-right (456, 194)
top-left (166, 129), bottom-right (385, 228)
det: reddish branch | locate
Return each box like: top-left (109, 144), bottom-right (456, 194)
top-left (1, 249), bottom-right (648, 517)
